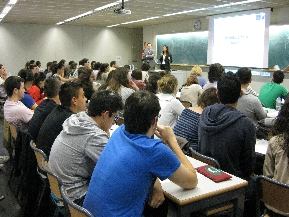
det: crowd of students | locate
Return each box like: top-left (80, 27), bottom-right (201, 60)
top-left (0, 58), bottom-right (289, 216)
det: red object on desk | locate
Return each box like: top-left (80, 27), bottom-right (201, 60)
top-left (196, 165), bottom-right (232, 183)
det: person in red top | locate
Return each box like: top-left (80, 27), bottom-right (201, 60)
top-left (27, 71), bottom-right (46, 105)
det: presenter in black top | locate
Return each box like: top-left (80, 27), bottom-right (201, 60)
top-left (143, 43), bottom-right (156, 70)
top-left (159, 45), bottom-right (172, 71)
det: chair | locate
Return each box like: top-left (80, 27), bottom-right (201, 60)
top-left (256, 175), bottom-right (289, 217)
top-left (189, 147), bottom-right (234, 216)
top-left (189, 147), bottom-right (221, 169)
top-left (29, 141), bottom-right (48, 216)
top-left (42, 159), bottom-right (67, 217)
top-left (7, 123), bottom-right (18, 186)
top-left (179, 100), bottom-right (192, 108)
top-left (60, 185), bottom-right (94, 217)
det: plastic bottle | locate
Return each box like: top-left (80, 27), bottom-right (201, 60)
top-left (276, 96), bottom-right (282, 111)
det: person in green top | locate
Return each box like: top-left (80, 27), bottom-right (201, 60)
top-left (258, 70), bottom-right (288, 109)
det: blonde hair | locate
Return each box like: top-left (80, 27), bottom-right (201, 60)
top-left (157, 75), bottom-right (178, 94)
top-left (190, 65), bottom-right (202, 76)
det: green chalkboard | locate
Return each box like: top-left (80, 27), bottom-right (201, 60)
top-left (156, 32), bottom-right (208, 65)
top-left (156, 27), bottom-right (289, 69)
top-left (269, 27), bottom-right (289, 69)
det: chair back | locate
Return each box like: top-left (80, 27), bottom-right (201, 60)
top-left (179, 100), bottom-right (192, 108)
top-left (257, 175), bottom-right (289, 214)
top-left (189, 147), bottom-right (220, 169)
top-left (116, 116), bottom-right (124, 126)
top-left (9, 123), bottom-right (18, 141)
top-left (60, 186), bottom-right (94, 217)
top-left (42, 159), bottom-right (63, 199)
top-left (30, 141), bottom-right (47, 172)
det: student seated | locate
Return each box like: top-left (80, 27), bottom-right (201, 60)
top-left (83, 91), bottom-right (198, 217)
top-left (202, 63), bottom-right (225, 92)
top-left (49, 90), bottom-right (123, 206)
top-left (179, 75), bottom-right (202, 107)
top-left (258, 70), bottom-right (288, 109)
top-left (131, 69), bottom-right (146, 90)
top-left (263, 99), bottom-right (289, 216)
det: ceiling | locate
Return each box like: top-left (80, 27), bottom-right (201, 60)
top-left (1, 0), bottom-right (289, 28)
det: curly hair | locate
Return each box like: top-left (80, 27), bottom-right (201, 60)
top-left (190, 65), bottom-right (202, 76)
top-left (208, 63), bottom-right (225, 83)
top-left (157, 75), bottom-right (178, 94)
top-left (108, 67), bottom-right (130, 93)
top-left (182, 76), bottom-right (198, 87)
top-left (269, 100), bottom-right (289, 159)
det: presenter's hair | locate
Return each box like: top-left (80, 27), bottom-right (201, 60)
top-left (124, 91), bottom-right (160, 134)
top-left (190, 65), bottom-right (203, 76)
top-left (88, 90), bottom-right (123, 117)
top-left (236, 67), bottom-right (252, 84)
top-left (217, 72), bottom-right (241, 104)
top-left (157, 74), bottom-right (178, 94)
top-left (162, 45), bottom-right (169, 53)
top-left (208, 63), bottom-right (225, 83)
top-left (4, 76), bottom-right (24, 97)
top-left (198, 87), bottom-right (220, 108)
top-left (273, 70), bottom-right (285, 84)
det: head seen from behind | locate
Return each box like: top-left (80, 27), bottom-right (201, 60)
top-left (183, 76), bottom-right (198, 87)
top-left (198, 87), bottom-right (220, 109)
top-left (108, 67), bottom-right (130, 92)
top-left (217, 72), bottom-right (241, 105)
top-left (18, 69), bottom-right (34, 90)
top-left (190, 65), bottom-right (202, 76)
top-left (124, 91), bottom-right (161, 134)
top-left (157, 74), bottom-right (178, 94)
top-left (273, 70), bottom-right (285, 84)
top-left (44, 77), bottom-right (62, 99)
top-left (235, 67), bottom-right (252, 85)
top-left (208, 63), bottom-right (225, 83)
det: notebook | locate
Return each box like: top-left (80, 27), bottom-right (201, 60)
top-left (196, 165), bottom-right (232, 183)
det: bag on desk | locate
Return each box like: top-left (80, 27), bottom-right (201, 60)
top-left (196, 165), bottom-right (232, 183)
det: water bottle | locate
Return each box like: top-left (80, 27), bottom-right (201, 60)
top-left (276, 96), bottom-right (281, 111)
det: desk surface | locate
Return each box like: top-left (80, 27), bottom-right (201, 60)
top-left (256, 139), bottom-right (269, 155)
top-left (161, 157), bottom-right (248, 206)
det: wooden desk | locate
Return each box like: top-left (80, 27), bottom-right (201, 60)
top-left (161, 157), bottom-right (248, 217)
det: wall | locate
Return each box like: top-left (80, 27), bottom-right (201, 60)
top-left (144, 6), bottom-right (289, 93)
top-left (0, 23), bottom-right (143, 75)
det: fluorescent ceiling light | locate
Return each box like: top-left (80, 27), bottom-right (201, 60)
top-left (56, 0), bottom-right (128, 25)
top-left (0, 0), bottom-right (18, 22)
top-left (107, 0), bottom-right (262, 27)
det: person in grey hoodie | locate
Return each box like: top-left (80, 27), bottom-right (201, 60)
top-left (198, 72), bottom-right (256, 200)
top-left (49, 90), bottom-right (123, 206)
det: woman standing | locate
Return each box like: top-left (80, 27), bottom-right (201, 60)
top-left (159, 45), bottom-right (172, 71)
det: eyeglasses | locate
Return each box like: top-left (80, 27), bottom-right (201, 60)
top-left (111, 113), bottom-right (119, 124)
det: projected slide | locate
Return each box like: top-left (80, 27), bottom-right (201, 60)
top-left (207, 9), bottom-right (270, 68)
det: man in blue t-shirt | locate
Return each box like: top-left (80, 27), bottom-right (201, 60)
top-left (83, 91), bottom-right (198, 217)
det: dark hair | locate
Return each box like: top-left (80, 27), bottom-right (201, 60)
top-left (59, 82), bottom-right (83, 107)
top-left (236, 67), bottom-right (252, 84)
top-left (79, 58), bottom-right (89, 66)
top-left (124, 91), bottom-right (161, 134)
top-left (44, 77), bottom-right (61, 98)
top-left (131, 69), bottom-right (142, 80)
top-left (46, 62), bottom-right (53, 70)
top-left (123, 65), bottom-right (131, 70)
top-left (68, 61), bottom-right (74, 65)
top-left (270, 100), bottom-right (289, 159)
top-left (273, 70), bottom-right (285, 84)
top-left (162, 45), bottom-right (169, 53)
top-left (29, 64), bottom-right (37, 71)
top-left (109, 67), bottom-right (130, 92)
top-left (110, 61), bottom-right (116, 67)
top-left (78, 67), bottom-right (93, 85)
top-left (30, 60), bottom-right (35, 65)
top-left (0, 64), bottom-right (3, 69)
top-left (36, 61), bottom-right (41, 67)
top-left (18, 69), bottom-right (33, 82)
top-left (93, 62), bottom-right (101, 70)
top-left (183, 76), bottom-right (198, 87)
top-left (141, 63), bottom-right (150, 71)
top-left (97, 63), bottom-right (109, 80)
top-left (208, 63), bottom-right (225, 83)
top-left (217, 72), bottom-right (241, 104)
top-left (33, 72), bottom-right (46, 86)
top-left (145, 73), bottom-right (161, 94)
top-left (59, 59), bottom-right (66, 66)
top-left (88, 90), bottom-right (123, 117)
top-left (198, 87), bottom-right (219, 108)
top-left (91, 61), bottom-right (96, 68)
top-left (4, 76), bottom-right (24, 97)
